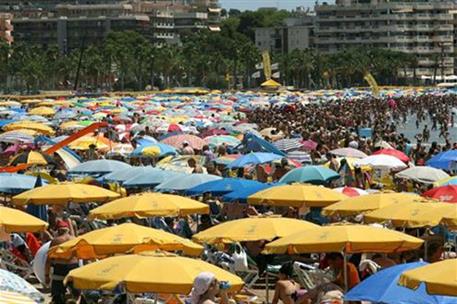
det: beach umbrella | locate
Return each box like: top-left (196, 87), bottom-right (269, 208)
top-left (88, 192), bottom-right (209, 219)
top-left (274, 138), bottom-right (303, 152)
top-left (345, 262), bottom-right (457, 304)
top-left (69, 159), bottom-right (131, 175)
top-left (193, 217), bottom-right (319, 244)
top-left (248, 184), bottom-right (347, 208)
top-left (3, 121), bottom-right (54, 135)
top-left (364, 201), bottom-right (451, 228)
top-left (323, 192), bottom-right (426, 217)
top-left (0, 173), bottom-right (47, 194)
top-left (399, 259), bottom-right (457, 297)
top-left (66, 252), bottom-right (244, 294)
top-left (302, 139), bottom-right (318, 151)
top-left (222, 183), bottom-right (274, 203)
top-left (355, 155), bottom-right (407, 169)
top-left (132, 143), bottom-right (177, 157)
top-left (330, 147), bottom-right (368, 159)
top-left (373, 148), bottom-right (410, 162)
top-left (227, 152), bottom-right (283, 168)
top-left (0, 269), bottom-right (44, 303)
top-left (28, 106), bottom-right (55, 116)
top-left (426, 150), bottom-right (457, 170)
top-left (12, 183), bottom-right (120, 205)
top-left (423, 185), bottom-right (457, 203)
top-left (161, 134), bottom-right (206, 150)
top-left (287, 151), bottom-right (312, 164)
top-left (279, 166), bottom-right (339, 185)
top-left (333, 187), bottom-right (368, 197)
top-left (396, 166), bottom-right (449, 184)
top-left (434, 176), bottom-right (457, 187)
top-left (263, 224), bottom-right (423, 255)
top-left (102, 166), bottom-right (157, 184)
top-left (0, 206), bottom-right (48, 233)
top-left (186, 178), bottom-right (265, 196)
top-left (9, 151), bottom-right (55, 166)
top-left (155, 173), bottom-right (222, 192)
top-left (0, 129), bottom-right (36, 144)
top-left (123, 170), bottom-right (185, 188)
top-left (204, 135), bottom-right (241, 148)
top-left (48, 223), bottom-right (203, 259)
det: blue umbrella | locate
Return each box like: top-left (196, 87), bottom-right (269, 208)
top-left (279, 166), bottom-right (340, 185)
top-left (123, 170), bottom-right (186, 188)
top-left (102, 166), bottom-right (158, 184)
top-left (222, 183), bottom-right (274, 203)
top-left (227, 152), bottom-right (283, 169)
top-left (69, 159), bottom-right (131, 175)
top-left (345, 262), bottom-right (457, 304)
top-left (0, 173), bottom-right (47, 194)
top-left (238, 133), bottom-right (286, 156)
top-left (155, 173), bottom-right (222, 192)
top-left (427, 150), bottom-right (457, 170)
top-left (186, 178), bottom-right (264, 196)
top-left (131, 142), bottom-right (177, 158)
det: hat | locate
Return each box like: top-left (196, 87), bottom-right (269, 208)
top-left (190, 272), bottom-right (216, 304)
top-left (56, 219), bottom-right (70, 230)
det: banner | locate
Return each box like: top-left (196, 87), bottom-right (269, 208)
top-left (262, 51), bottom-right (272, 80)
top-left (255, 63), bottom-right (263, 70)
top-left (271, 63), bottom-right (279, 70)
top-left (272, 71), bottom-right (281, 79)
top-left (364, 72), bottom-right (379, 97)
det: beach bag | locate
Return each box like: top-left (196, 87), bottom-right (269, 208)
top-left (232, 243), bottom-right (248, 272)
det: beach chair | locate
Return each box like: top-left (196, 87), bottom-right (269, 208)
top-left (0, 248), bottom-right (33, 279)
top-left (293, 261), bottom-right (333, 290)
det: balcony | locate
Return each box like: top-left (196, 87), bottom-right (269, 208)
top-left (153, 22), bottom-right (174, 29)
top-left (153, 32), bottom-right (174, 39)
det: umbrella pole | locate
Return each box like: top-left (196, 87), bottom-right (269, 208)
top-left (343, 252), bottom-right (348, 292)
top-left (265, 272), bottom-right (269, 304)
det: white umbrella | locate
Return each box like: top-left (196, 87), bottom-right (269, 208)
top-left (330, 147), bottom-right (368, 159)
top-left (355, 155), bottom-right (407, 169)
top-left (0, 269), bottom-right (44, 303)
top-left (395, 166), bottom-right (450, 184)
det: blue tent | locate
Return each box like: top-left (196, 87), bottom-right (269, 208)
top-left (345, 262), bottom-right (457, 304)
top-left (427, 150), bottom-right (457, 170)
top-left (222, 183), bottom-right (274, 203)
top-left (238, 133), bottom-right (286, 156)
top-left (186, 178), bottom-right (264, 196)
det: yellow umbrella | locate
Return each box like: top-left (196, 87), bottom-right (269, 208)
top-left (0, 100), bottom-right (21, 107)
top-left (142, 146), bottom-right (161, 157)
top-left (60, 121), bottom-right (85, 131)
top-left (88, 193), bottom-right (209, 220)
top-left (440, 204), bottom-right (457, 229)
top-left (48, 223), bottom-right (203, 258)
top-left (65, 251), bottom-right (244, 294)
top-left (1, 129), bottom-right (38, 136)
top-left (69, 136), bottom-right (111, 151)
top-left (399, 259), bottom-right (457, 297)
top-left (4, 121), bottom-right (55, 135)
top-left (21, 99), bottom-right (42, 105)
top-left (322, 192), bottom-right (427, 217)
top-left (193, 216), bottom-right (319, 244)
top-left (248, 184), bottom-right (347, 208)
top-left (263, 224), bottom-right (423, 254)
top-left (38, 100), bottom-right (71, 107)
top-left (12, 183), bottom-right (120, 205)
top-left (0, 206), bottom-right (48, 233)
top-left (28, 106), bottom-right (55, 116)
top-left (364, 201), bottom-right (451, 228)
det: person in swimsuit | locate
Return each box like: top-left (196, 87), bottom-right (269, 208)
top-left (272, 262), bottom-right (308, 304)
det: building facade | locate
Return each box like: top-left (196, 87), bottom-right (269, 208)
top-left (314, 0), bottom-right (456, 77)
top-left (255, 16), bottom-right (314, 54)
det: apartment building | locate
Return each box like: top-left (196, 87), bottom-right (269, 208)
top-left (314, 0), bottom-right (456, 77)
top-left (255, 16), bottom-right (314, 54)
top-left (0, 12), bottom-right (12, 45)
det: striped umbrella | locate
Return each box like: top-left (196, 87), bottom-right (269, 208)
top-left (274, 138), bottom-right (303, 152)
top-left (287, 151), bottom-right (312, 164)
top-left (0, 269), bottom-right (44, 303)
top-left (0, 130), bottom-right (36, 144)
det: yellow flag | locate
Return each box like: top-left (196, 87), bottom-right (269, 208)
top-left (364, 72), bottom-right (380, 97)
top-left (262, 51), bottom-right (272, 80)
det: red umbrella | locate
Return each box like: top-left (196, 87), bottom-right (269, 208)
top-left (423, 185), bottom-right (457, 203)
top-left (373, 148), bottom-right (410, 162)
top-left (302, 139), bottom-right (318, 151)
top-left (168, 124), bottom-right (183, 133)
top-left (334, 187), bottom-right (368, 197)
top-left (161, 134), bottom-right (206, 150)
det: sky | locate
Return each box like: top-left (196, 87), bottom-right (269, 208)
top-left (219, 0), bottom-right (315, 11)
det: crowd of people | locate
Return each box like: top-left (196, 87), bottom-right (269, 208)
top-left (1, 89), bottom-right (457, 304)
